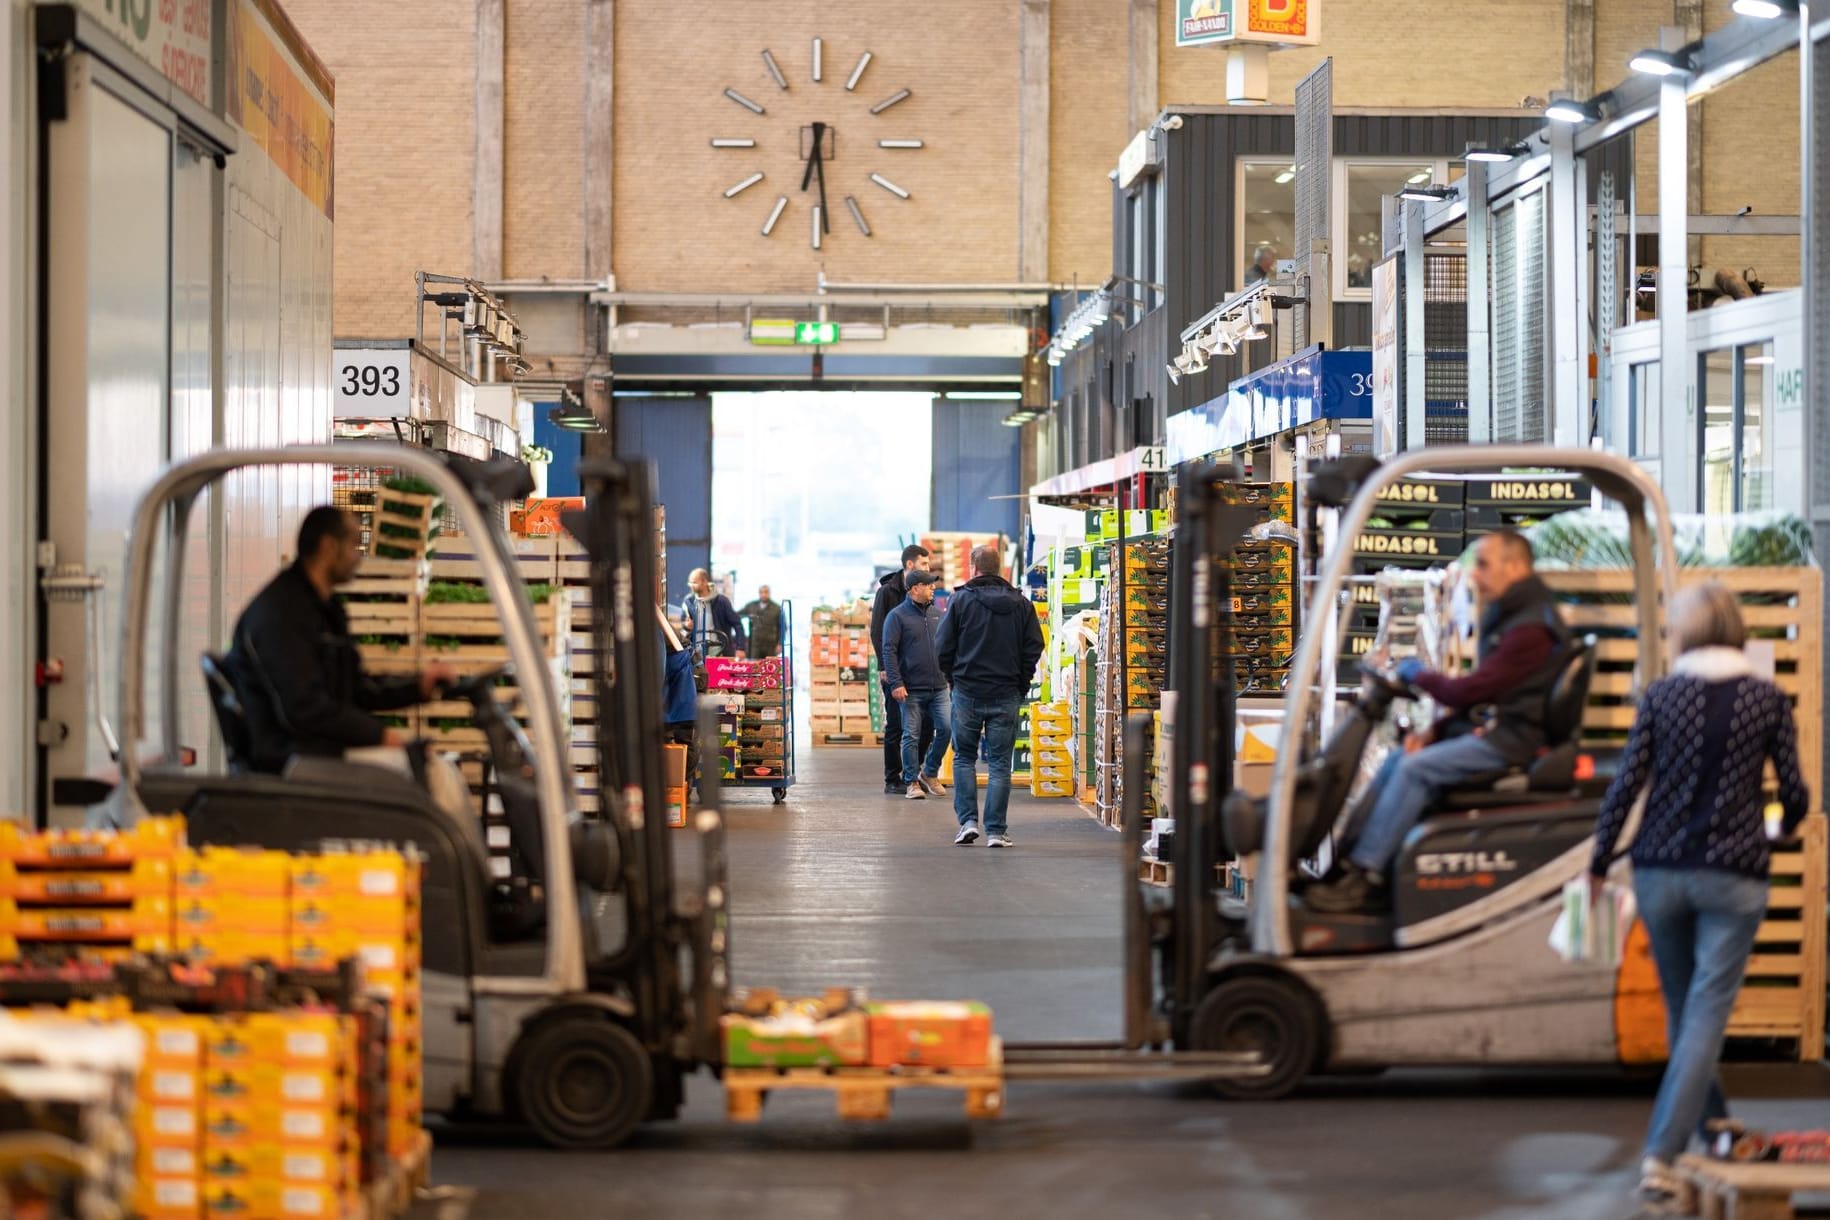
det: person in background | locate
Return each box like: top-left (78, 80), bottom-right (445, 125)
top-left (1588, 582), bottom-right (1809, 1211)
top-left (870, 544), bottom-right (934, 797)
top-left (739, 585), bottom-right (784, 658)
top-left (229, 506), bottom-right (456, 774)
top-left (1306, 530), bottom-right (1567, 912)
top-left (936, 545), bottom-right (1043, 848)
top-left (881, 570), bottom-right (951, 801)
top-left (682, 568), bottom-right (745, 659)
top-left (1245, 243), bottom-right (1278, 284)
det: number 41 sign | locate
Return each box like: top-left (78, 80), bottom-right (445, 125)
top-left (334, 347), bottom-right (412, 419)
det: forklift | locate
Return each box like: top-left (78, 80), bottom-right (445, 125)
top-left (1166, 445), bottom-right (1687, 1097)
top-left (107, 443), bottom-right (1281, 1148)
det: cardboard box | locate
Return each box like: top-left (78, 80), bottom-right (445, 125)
top-left (665, 786), bottom-right (688, 829)
top-left (864, 1001), bottom-right (993, 1067)
top-left (662, 743), bottom-right (688, 789)
top-left (722, 1009), bottom-right (867, 1067)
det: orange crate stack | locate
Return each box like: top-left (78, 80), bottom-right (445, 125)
top-left (129, 1009), bottom-right (212, 1219)
top-left (0, 817), bottom-right (185, 960)
top-left (173, 848), bottom-right (292, 966)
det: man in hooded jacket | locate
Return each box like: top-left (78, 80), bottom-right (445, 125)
top-left (870, 544), bottom-right (932, 794)
top-left (936, 545), bottom-right (1044, 848)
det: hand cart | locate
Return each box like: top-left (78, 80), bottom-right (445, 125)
top-left (697, 600), bottom-right (796, 805)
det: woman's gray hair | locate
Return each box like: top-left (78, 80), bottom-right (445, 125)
top-left (1670, 581), bottom-right (1748, 654)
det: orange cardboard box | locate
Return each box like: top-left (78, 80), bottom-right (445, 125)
top-left (666, 786), bottom-right (689, 829)
top-left (864, 1001), bottom-right (993, 1068)
top-left (290, 853), bottom-right (420, 902)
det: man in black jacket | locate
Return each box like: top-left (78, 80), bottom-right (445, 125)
top-left (228, 507), bottom-right (456, 774)
top-left (936, 546), bottom-right (1044, 848)
top-left (869, 543), bottom-right (931, 794)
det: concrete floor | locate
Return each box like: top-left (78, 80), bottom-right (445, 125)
top-left (436, 744), bottom-right (1830, 1219)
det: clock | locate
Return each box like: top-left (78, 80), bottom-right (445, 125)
top-left (713, 39), bottom-right (922, 249)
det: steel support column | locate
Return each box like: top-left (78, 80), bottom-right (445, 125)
top-left (1402, 202), bottom-right (1426, 452)
top-left (1466, 162), bottom-right (1492, 443)
top-left (1658, 76), bottom-right (1695, 509)
top-left (1548, 118), bottom-right (1583, 448)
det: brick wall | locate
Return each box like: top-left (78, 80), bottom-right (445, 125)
top-left (1049, 0), bottom-right (1130, 288)
top-left (504, 0), bottom-right (585, 280)
top-left (285, 0), bottom-right (476, 338)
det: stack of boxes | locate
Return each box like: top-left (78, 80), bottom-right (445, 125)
top-left (919, 532), bottom-right (1006, 586)
top-left (173, 849), bottom-right (290, 966)
top-left (134, 1009), bottom-right (209, 1218)
top-left (0, 818), bottom-right (183, 960)
top-left (1094, 537), bottom-right (1171, 827)
top-left (1345, 477), bottom-right (1462, 682)
top-left (1025, 701), bottom-right (1074, 799)
top-left (1218, 482), bottom-right (1298, 695)
top-left (808, 602), bottom-right (876, 745)
top-left (708, 657), bottom-right (791, 785)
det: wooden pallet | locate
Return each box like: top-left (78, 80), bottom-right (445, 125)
top-left (818, 732), bottom-right (883, 747)
top-left (723, 1041), bottom-right (1004, 1124)
top-left (1676, 1154), bottom-right (1830, 1220)
top-left (1140, 856), bottom-right (1172, 887)
top-left (357, 1128), bottom-right (432, 1219)
top-left (1541, 567), bottom-right (1826, 1060)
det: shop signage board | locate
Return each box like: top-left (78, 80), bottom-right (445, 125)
top-left (334, 347), bottom-right (412, 419)
top-left (226, 0), bottom-right (335, 217)
top-left (73, 0), bottom-right (211, 105)
top-left (1175, 0), bottom-right (1320, 48)
top-left (1370, 256), bottom-right (1399, 457)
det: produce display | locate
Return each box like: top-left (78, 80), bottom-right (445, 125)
top-left (1526, 508), bottom-right (1815, 570)
top-left (721, 989), bottom-right (994, 1070)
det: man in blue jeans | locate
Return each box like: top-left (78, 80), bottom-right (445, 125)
top-left (1308, 530), bottom-right (1569, 911)
top-left (936, 545), bottom-right (1045, 848)
top-left (881, 570), bottom-right (951, 800)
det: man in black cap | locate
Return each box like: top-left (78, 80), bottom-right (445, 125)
top-left (870, 543), bottom-right (934, 794)
top-left (881, 569), bottom-right (951, 800)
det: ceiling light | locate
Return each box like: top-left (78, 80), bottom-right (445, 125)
top-left (1732, 0), bottom-right (1797, 17)
top-left (1406, 170), bottom-right (1432, 185)
top-left (1241, 325), bottom-right (1268, 341)
top-left (1165, 362), bottom-right (1182, 385)
top-left (1544, 96), bottom-right (1602, 124)
top-left (1274, 168), bottom-right (1295, 184)
top-left (1746, 354), bottom-right (1775, 365)
top-left (1465, 144), bottom-right (1521, 163)
top-left (1630, 48), bottom-right (1694, 77)
top-left (1045, 345), bottom-right (1064, 366)
top-left (1397, 184), bottom-right (1452, 202)
top-left (548, 403), bottom-right (604, 433)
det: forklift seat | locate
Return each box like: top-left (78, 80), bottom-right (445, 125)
top-left (200, 653), bottom-right (254, 772)
top-left (1436, 635), bottom-right (1598, 811)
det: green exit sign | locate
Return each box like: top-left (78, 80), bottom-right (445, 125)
top-left (795, 321), bottom-right (841, 345)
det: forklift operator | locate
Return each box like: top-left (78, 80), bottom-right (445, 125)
top-left (1306, 529), bottom-right (1569, 913)
top-left (228, 507), bottom-right (457, 774)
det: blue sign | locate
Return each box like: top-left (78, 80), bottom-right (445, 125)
top-left (1167, 347), bottom-right (1372, 466)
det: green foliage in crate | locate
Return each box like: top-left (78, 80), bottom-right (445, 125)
top-left (424, 580), bottom-right (557, 605)
top-left (373, 475), bottom-right (445, 560)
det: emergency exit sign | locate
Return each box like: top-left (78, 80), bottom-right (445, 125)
top-left (795, 321), bottom-right (840, 345)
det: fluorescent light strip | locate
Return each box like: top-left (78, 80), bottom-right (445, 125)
top-left (723, 172), bottom-right (764, 198)
top-left (812, 205), bottom-right (823, 250)
top-left (711, 138), bottom-right (756, 148)
top-left (762, 196), bottom-right (788, 236)
top-left (812, 38), bottom-right (822, 82)
top-left (846, 52), bottom-right (873, 91)
top-left (845, 196), bottom-right (871, 236)
top-left (723, 88), bottom-right (765, 115)
top-left (869, 173), bottom-right (910, 199)
top-left (879, 139), bottom-right (924, 149)
top-left (870, 89), bottom-right (911, 114)
top-left (761, 49), bottom-right (788, 90)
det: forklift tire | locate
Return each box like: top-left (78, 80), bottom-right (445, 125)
top-left (1189, 975), bottom-right (1320, 1101)
top-left (511, 1016), bottom-right (654, 1149)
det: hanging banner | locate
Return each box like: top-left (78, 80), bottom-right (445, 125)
top-left (225, 0), bottom-right (335, 217)
top-left (73, 0), bottom-right (212, 105)
top-left (1176, 0), bottom-right (1320, 47)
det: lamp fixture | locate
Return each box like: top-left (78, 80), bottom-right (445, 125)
top-left (548, 402), bottom-right (605, 433)
top-left (1396, 184), bottom-right (1452, 202)
top-left (1002, 407), bottom-right (1044, 427)
top-left (1731, 0), bottom-right (1797, 17)
top-left (1630, 48), bottom-right (1694, 77)
top-left (1544, 96), bottom-right (1602, 124)
top-left (1273, 165), bottom-right (1296, 184)
top-left (1165, 362), bottom-right (1182, 385)
top-left (1465, 142), bottom-right (1527, 163)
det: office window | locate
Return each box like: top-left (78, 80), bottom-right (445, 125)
top-left (1741, 341), bottom-right (1774, 511)
top-left (1237, 160), bottom-right (1296, 293)
top-left (1699, 349), bottom-right (1735, 515)
top-left (1629, 362), bottom-right (1660, 458)
top-left (1335, 160), bottom-right (1447, 299)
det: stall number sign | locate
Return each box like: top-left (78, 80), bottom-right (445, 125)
top-left (334, 349), bottom-right (411, 419)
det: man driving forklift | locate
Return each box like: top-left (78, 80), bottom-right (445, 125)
top-left (227, 506), bottom-right (457, 774)
top-left (1305, 529), bottom-right (1570, 912)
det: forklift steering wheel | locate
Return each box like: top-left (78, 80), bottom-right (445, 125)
top-left (444, 664), bottom-right (510, 706)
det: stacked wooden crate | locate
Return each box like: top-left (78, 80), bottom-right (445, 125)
top-left (920, 532), bottom-right (1006, 587)
top-left (809, 602), bottom-right (876, 745)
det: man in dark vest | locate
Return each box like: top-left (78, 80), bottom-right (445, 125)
top-left (1307, 529), bottom-right (1570, 912)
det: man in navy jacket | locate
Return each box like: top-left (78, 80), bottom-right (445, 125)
top-left (936, 546), bottom-right (1044, 848)
top-left (881, 570), bottom-right (951, 800)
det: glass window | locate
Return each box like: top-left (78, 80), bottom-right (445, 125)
top-left (1740, 342), bottom-right (1774, 511)
top-left (1629, 362), bottom-right (1660, 458)
top-left (1338, 161), bottom-right (1438, 298)
top-left (1699, 349), bottom-right (1735, 515)
top-left (1238, 160), bottom-right (1295, 293)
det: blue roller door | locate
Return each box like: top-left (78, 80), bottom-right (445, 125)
top-left (930, 395), bottom-right (1020, 537)
top-left (614, 394), bottom-right (713, 609)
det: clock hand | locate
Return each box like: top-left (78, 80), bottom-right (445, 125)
top-left (800, 120), bottom-right (824, 193)
top-left (816, 151), bottom-right (830, 233)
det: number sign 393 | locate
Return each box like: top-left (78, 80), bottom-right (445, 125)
top-left (333, 349), bottom-right (411, 418)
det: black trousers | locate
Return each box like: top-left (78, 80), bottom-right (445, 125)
top-left (880, 679), bottom-right (934, 786)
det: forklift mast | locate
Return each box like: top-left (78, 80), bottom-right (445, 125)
top-left (568, 460), bottom-right (685, 1055)
top-left (1164, 467), bottom-right (1260, 1048)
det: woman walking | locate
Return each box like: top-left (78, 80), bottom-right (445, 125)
top-left (1588, 581), bottom-right (1810, 1210)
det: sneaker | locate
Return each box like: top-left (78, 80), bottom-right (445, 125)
top-left (918, 776), bottom-right (949, 796)
top-left (1636, 1157), bottom-right (1691, 1214)
top-left (1302, 865), bottom-right (1386, 914)
top-left (884, 781), bottom-right (904, 796)
top-left (953, 825), bottom-right (980, 845)
top-left (986, 834), bottom-right (1014, 849)
top-left (905, 782), bottom-right (926, 800)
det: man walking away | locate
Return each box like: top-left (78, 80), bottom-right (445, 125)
top-left (870, 544), bottom-right (932, 795)
top-left (881, 570), bottom-right (951, 800)
top-left (738, 585), bottom-right (785, 658)
top-left (683, 568), bottom-right (746, 659)
top-left (937, 545), bottom-right (1043, 847)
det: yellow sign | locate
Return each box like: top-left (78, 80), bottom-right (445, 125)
top-left (225, 0), bottom-right (335, 217)
top-left (1245, 0), bottom-right (1313, 39)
